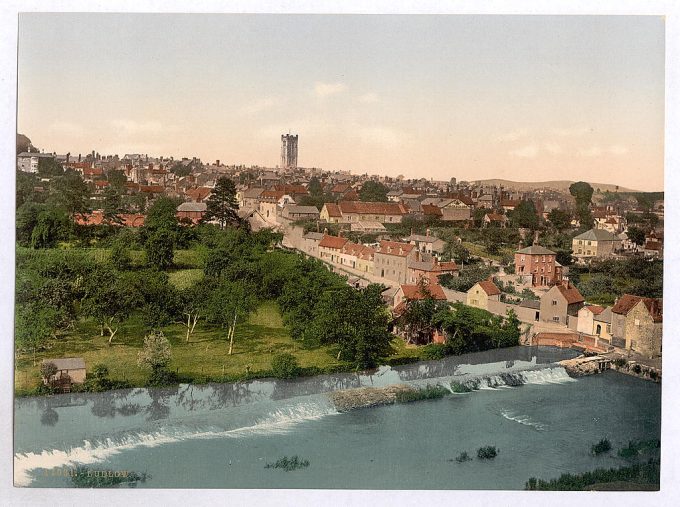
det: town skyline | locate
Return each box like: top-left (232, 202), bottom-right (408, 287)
top-left (18, 14), bottom-right (664, 191)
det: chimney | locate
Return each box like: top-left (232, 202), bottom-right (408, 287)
top-left (426, 228), bottom-right (431, 237)
top-left (323, 227), bottom-right (328, 235)
top-left (216, 160), bottom-right (220, 166)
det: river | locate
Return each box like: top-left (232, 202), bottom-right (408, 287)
top-left (14, 346), bottom-right (661, 489)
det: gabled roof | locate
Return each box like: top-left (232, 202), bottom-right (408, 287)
top-left (583, 305), bottom-right (605, 315)
top-left (242, 187), bottom-right (264, 198)
top-left (303, 232), bottom-right (324, 241)
top-left (319, 235), bottom-right (349, 250)
top-left (283, 205), bottom-right (320, 214)
top-left (323, 203), bottom-right (342, 217)
top-left (612, 294), bottom-right (662, 322)
top-left (422, 204), bottom-right (443, 217)
top-left (473, 279), bottom-right (501, 296)
top-left (519, 299), bottom-right (541, 309)
top-left (516, 245), bottom-right (556, 255)
top-left (554, 283), bottom-right (584, 305)
top-left (400, 283), bottom-right (447, 301)
top-left (573, 228), bottom-right (620, 242)
top-left (485, 213), bottom-right (507, 222)
top-left (177, 202), bottom-right (207, 212)
top-left (376, 240), bottom-right (415, 257)
top-left (403, 234), bottom-right (440, 243)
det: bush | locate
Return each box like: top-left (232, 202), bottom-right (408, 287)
top-left (450, 381), bottom-right (473, 393)
top-left (477, 446), bottom-right (498, 459)
top-left (455, 451), bottom-right (472, 463)
top-left (271, 353), bottom-right (301, 379)
top-left (632, 364), bottom-right (642, 374)
top-left (421, 343), bottom-right (447, 360)
top-left (265, 455), bottom-right (310, 471)
top-left (591, 438), bottom-right (612, 455)
top-left (618, 440), bottom-right (661, 460)
top-left (146, 367), bottom-right (180, 387)
top-left (613, 358), bottom-right (627, 368)
top-left (395, 385), bottom-right (448, 403)
top-left (525, 459), bottom-right (660, 490)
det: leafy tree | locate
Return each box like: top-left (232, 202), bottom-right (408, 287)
top-left (202, 177), bottom-right (240, 229)
top-left (178, 278), bottom-right (214, 342)
top-left (510, 200), bottom-right (539, 230)
top-left (569, 181), bottom-right (594, 205)
top-left (626, 226), bottom-right (646, 247)
top-left (205, 280), bottom-right (258, 355)
top-left (48, 170), bottom-right (91, 217)
top-left (307, 176), bottom-right (323, 196)
top-left (106, 169), bottom-right (127, 189)
top-left (144, 196), bottom-right (180, 234)
top-left (547, 209), bottom-right (572, 232)
top-left (110, 239), bottom-right (132, 271)
top-left (15, 302), bottom-right (58, 365)
top-left (137, 330), bottom-right (172, 371)
top-left (38, 157), bottom-right (64, 178)
top-left (80, 266), bottom-right (135, 343)
top-left (40, 361), bottom-right (58, 383)
top-left (302, 284), bottom-right (393, 368)
top-left (30, 206), bottom-right (71, 248)
top-left (397, 281), bottom-right (449, 344)
top-left (145, 228), bottom-right (175, 270)
top-left (101, 186), bottom-right (125, 225)
top-left (16, 170), bottom-right (45, 208)
top-left (359, 180), bottom-right (388, 202)
top-left (17, 133), bottom-right (34, 154)
top-left (442, 241), bottom-right (470, 264)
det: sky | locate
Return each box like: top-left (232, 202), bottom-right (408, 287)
top-left (17, 14), bottom-right (665, 190)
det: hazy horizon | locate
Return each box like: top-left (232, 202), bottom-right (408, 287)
top-left (18, 14), bottom-right (665, 191)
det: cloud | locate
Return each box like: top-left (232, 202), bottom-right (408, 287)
top-left (552, 126), bottom-right (593, 137)
top-left (313, 81), bottom-right (347, 98)
top-left (509, 144), bottom-right (539, 158)
top-left (497, 128), bottom-right (530, 142)
top-left (578, 146), bottom-right (603, 157)
top-left (608, 144), bottom-right (629, 156)
top-left (240, 97), bottom-right (280, 115)
top-left (110, 119), bottom-right (178, 136)
top-left (48, 121), bottom-right (84, 137)
top-left (358, 92), bottom-right (379, 104)
top-left (543, 142), bottom-right (563, 154)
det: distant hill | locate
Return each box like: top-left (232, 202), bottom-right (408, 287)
top-left (469, 179), bottom-right (642, 194)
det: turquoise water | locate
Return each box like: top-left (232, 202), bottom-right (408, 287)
top-left (14, 347), bottom-right (661, 489)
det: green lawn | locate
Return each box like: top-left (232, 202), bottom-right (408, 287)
top-left (168, 269), bottom-right (205, 289)
top-left (14, 301), bottom-right (352, 394)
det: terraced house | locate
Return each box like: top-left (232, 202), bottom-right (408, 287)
top-left (572, 228), bottom-right (622, 261)
top-left (320, 201), bottom-right (407, 224)
top-left (611, 294), bottom-right (663, 358)
top-left (373, 240), bottom-right (417, 284)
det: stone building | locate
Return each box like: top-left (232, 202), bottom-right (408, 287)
top-left (611, 294), bottom-right (663, 357)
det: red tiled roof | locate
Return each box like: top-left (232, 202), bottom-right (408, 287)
top-left (186, 187), bottom-right (212, 200)
top-left (93, 180), bottom-right (110, 187)
top-left (584, 305), bottom-right (605, 315)
top-left (331, 183), bottom-right (351, 193)
top-left (319, 235), bottom-right (349, 250)
top-left (401, 283), bottom-right (447, 301)
top-left (438, 261), bottom-right (458, 271)
top-left (376, 240), bottom-right (415, 257)
top-left (485, 213), bottom-right (507, 222)
top-left (422, 204), bottom-right (443, 217)
top-left (74, 211), bottom-right (145, 227)
top-left (274, 184), bottom-right (308, 195)
top-left (475, 279), bottom-right (501, 296)
top-left (500, 199), bottom-right (521, 207)
top-left (645, 241), bottom-right (662, 251)
top-left (343, 190), bottom-right (359, 201)
top-left (140, 185), bottom-right (164, 194)
top-left (556, 283), bottom-right (584, 305)
top-left (612, 294), bottom-right (662, 322)
top-left (338, 201), bottom-right (406, 215)
top-left (83, 167), bottom-right (103, 176)
top-left (324, 203), bottom-right (342, 217)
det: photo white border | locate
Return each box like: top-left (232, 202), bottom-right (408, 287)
top-left (1, 1), bottom-right (679, 506)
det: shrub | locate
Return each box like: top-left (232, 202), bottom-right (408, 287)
top-left (649, 370), bottom-right (658, 380)
top-left (613, 358), bottom-right (627, 368)
top-left (618, 440), bottom-right (661, 460)
top-left (265, 455), bottom-right (310, 471)
top-left (421, 343), bottom-right (447, 360)
top-left (450, 381), bottom-right (472, 393)
top-left (477, 446), bottom-right (498, 459)
top-left (591, 438), bottom-right (612, 455)
top-left (525, 459), bottom-right (660, 490)
top-left (146, 367), bottom-right (180, 387)
top-left (632, 364), bottom-right (642, 374)
top-left (455, 451), bottom-right (472, 463)
top-left (395, 385), bottom-right (448, 403)
top-left (271, 353), bottom-right (301, 379)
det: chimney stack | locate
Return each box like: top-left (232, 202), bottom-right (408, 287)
top-left (323, 227), bottom-right (328, 235)
top-left (78, 153), bottom-right (81, 162)
top-left (426, 228), bottom-right (431, 237)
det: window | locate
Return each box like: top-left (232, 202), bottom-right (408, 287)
top-left (553, 316), bottom-right (560, 322)
top-left (552, 300), bottom-right (558, 306)
top-left (521, 256), bottom-right (525, 262)
top-left (634, 318), bottom-right (640, 326)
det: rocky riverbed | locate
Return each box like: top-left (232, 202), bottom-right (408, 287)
top-left (329, 384), bottom-right (415, 412)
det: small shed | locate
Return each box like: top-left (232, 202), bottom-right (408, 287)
top-left (42, 357), bottom-right (87, 387)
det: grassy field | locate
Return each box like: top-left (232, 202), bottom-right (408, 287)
top-left (168, 269), bottom-right (205, 289)
top-left (462, 241), bottom-right (513, 263)
top-left (14, 301), bottom-right (353, 395)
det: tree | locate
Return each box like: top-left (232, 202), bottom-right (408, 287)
top-left (626, 226), bottom-right (646, 247)
top-left (138, 330), bottom-right (172, 370)
top-left (547, 209), bottom-right (572, 232)
top-left (30, 206), bottom-right (71, 248)
top-left (38, 157), bottom-right (64, 178)
top-left (17, 133), bottom-right (34, 154)
top-left (144, 196), bottom-right (180, 233)
top-left (145, 228), bottom-right (175, 270)
top-left (40, 361), bottom-right (58, 384)
top-left (302, 284), bottom-right (393, 368)
top-left (441, 241), bottom-right (470, 264)
top-left (510, 200), bottom-right (539, 229)
top-left (307, 176), bottom-right (323, 196)
top-left (16, 170), bottom-right (45, 209)
top-left (178, 279), bottom-right (213, 342)
top-left (569, 181), bottom-right (594, 205)
top-left (271, 353), bottom-right (300, 378)
top-left (107, 169), bottom-right (127, 190)
top-left (205, 280), bottom-right (258, 355)
top-left (80, 266), bottom-right (134, 343)
top-left (15, 302), bottom-right (57, 365)
top-left (359, 180), bottom-right (388, 202)
top-left (101, 186), bottom-right (125, 225)
top-left (48, 170), bottom-right (91, 217)
top-left (110, 239), bottom-right (132, 271)
top-left (398, 281), bottom-right (449, 344)
top-left (202, 177), bottom-right (240, 229)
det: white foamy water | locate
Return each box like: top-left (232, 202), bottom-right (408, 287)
top-left (14, 400), bottom-right (338, 486)
top-left (500, 409), bottom-right (547, 431)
